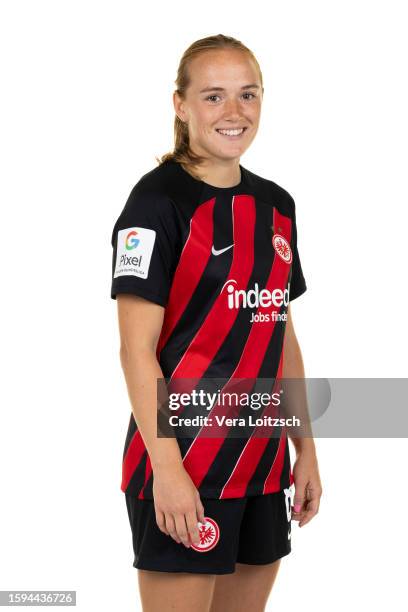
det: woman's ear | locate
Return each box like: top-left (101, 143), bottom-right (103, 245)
top-left (173, 90), bottom-right (186, 122)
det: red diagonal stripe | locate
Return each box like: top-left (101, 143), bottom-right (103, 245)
top-left (220, 353), bottom-right (287, 497)
top-left (263, 429), bottom-right (287, 492)
top-left (120, 433), bottom-right (146, 492)
top-left (156, 197), bottom-right (216, 357)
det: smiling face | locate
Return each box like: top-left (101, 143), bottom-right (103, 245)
top-left (174, 48), bottom-right (263, 165)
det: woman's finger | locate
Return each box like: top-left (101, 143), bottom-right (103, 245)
top-left (164, 513), bottom-right (181, 543)
top-left (155, 508), bottom-right (169, 535)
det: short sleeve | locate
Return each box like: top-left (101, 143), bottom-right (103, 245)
top-left (288, 197), bottom-right (307, 302)
top-left (110, 184), bottom-right (180, 307)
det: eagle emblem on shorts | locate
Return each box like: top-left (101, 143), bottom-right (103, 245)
top-left (190, 517), bottom-right (220, 552)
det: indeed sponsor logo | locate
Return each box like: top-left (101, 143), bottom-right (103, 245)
top-left (221, 279), bottom-right (290, 309)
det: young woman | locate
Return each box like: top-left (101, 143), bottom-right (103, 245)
top-left (111, 33), bottom-right (322, 612)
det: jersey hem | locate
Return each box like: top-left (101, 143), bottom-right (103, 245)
top-left (122, 482), bottom-right (290, 500)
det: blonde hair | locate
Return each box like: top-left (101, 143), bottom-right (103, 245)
top-left (155, 34), bottom-right (263, 179)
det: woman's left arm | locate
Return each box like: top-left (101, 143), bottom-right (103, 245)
top-left (283, 304), bottom-right (323, 527)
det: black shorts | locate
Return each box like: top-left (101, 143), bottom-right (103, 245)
top-left (125, 484), bottom-right (294, 575)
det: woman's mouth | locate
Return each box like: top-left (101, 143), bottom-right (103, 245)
top-left (215, 127), bottom-right (247, 139)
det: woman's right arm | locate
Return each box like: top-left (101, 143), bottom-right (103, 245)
top-left (116, 293), bottom-right (204, 548)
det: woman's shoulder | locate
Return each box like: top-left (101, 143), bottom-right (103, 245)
top-left (120, 160), bottom-right (181, 218)
top-left (111, 162), bottom-right (181, 244)
top-left (128, 160), bottom-right (177, 201)
top-left (243, 166), bottom-right (296, 212)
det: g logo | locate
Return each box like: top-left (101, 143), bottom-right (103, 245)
top-left (125, 230), bottom-right (140, 250)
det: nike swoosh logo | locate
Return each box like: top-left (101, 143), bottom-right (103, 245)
top-left (212, 243), bottom-right (234, 256)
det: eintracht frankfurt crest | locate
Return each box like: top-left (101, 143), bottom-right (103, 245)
top-left (190, 517), bottom-right (220, 552)
top-left (272, 233), bottom-right (292, 264)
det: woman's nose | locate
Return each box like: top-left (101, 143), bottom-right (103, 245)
top-left (223, 98), bottom-right (242, 117)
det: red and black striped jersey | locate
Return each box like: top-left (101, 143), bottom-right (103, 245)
top-left (110, 159), bottom-right (307, 499)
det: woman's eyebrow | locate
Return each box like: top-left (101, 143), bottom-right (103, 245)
top-left (199, 84), bottom-right (260, 93)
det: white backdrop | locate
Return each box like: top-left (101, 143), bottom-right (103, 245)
top-left (0, 0), bottom-right (407, 610)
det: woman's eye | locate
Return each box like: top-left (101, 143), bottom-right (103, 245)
top-left (205, 93), bottom-right (257, 103)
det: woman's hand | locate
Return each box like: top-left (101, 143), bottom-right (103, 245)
top-left (291, 448), bottom-right (322, 527)
top-left (152, 463), bottom-right (206, 548)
